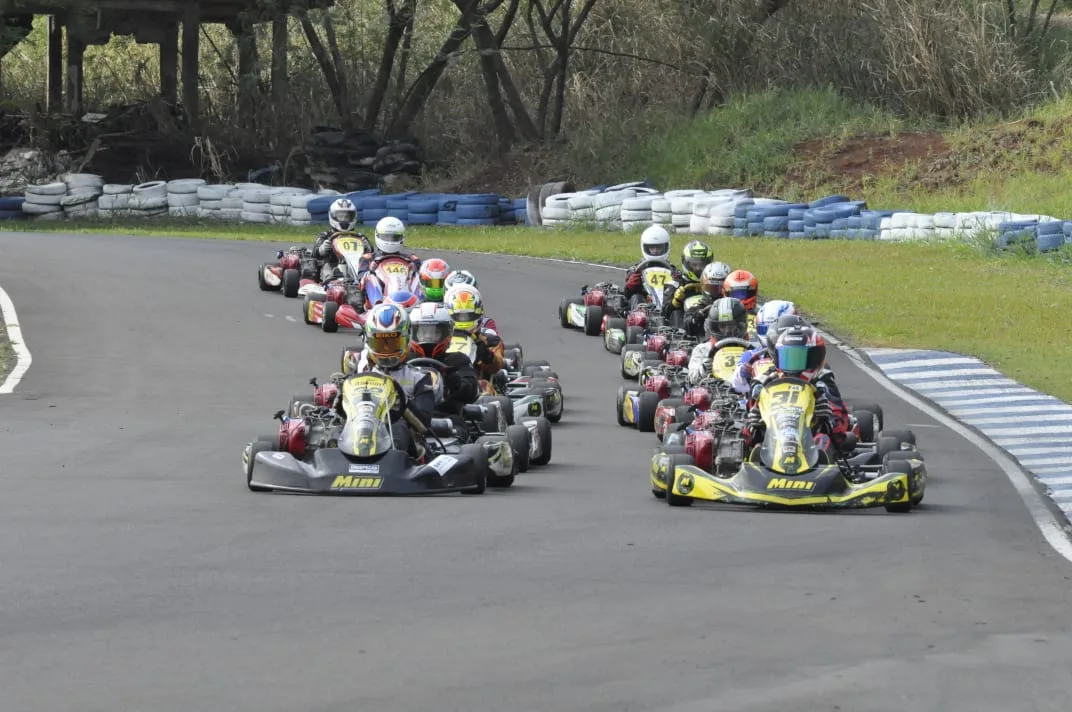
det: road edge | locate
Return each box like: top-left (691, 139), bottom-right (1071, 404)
top-left (0, 284), bottom-right (31, 394)
top-left (494, 252), bottom-right (1072, 563)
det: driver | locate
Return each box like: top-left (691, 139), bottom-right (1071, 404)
top-left (623, 225), bottom-right (680, 301)
top-left (313, 199), bottom-right (373, 280)
top-left (731, 302), bottom-right (800, 395)
top-left (418, 258), bottom-right (451, 303)
top-left (686, 297), bottom-right (750, 385)
top-left (680, 261), bottom-right (733, 338)
top-left (661, 241), bottom-right (714, 322)
top-left (354, 216), bottom-right (422, 285)
top-left (409, 302), bottom-right (480, 414)
top-left (444, 269), bottom-right (478, 290)
top-left (342, 302), bottom-right (436, 459)
top-left (445, 284), bottom-right (504, 379)
top-left (742, 324), bottom-right (850, 455)
top-left (722, 269), bottom-right (759, 315)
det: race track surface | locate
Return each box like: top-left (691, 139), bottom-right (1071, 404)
top-left (1, 231), bottom-right (1072, 712)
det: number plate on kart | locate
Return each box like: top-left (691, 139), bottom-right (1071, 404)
top-left (334, 237), bottom-right (363, 253)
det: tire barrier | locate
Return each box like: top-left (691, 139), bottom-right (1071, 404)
top-left (3, 174), bottom-right (1070, 253)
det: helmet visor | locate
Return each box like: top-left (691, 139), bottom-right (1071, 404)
top-left (451, 309), bottom-right (479, 329)
top-left (725, 286), bottom-right (755, 301)
top-left (413, 321), bottom-right (451, 346)
top-left (424, 287), bottom-right (444, 301)
top-left (369, 332), bottom-right (407, 359)
top-left (644, 242), bottom-right (669, 257)
top-left (776, 344), bottom-right (809, 373)
top-left (683, 256), bottom-right (709, 276)
top-left (332, 208), bottom-right (356, 225)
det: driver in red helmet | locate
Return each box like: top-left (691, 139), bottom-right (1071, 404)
top-left (409, 302), bottom-right (479, 414)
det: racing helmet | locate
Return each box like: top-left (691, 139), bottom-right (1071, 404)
top-left (723, 269), bottom-right (759, 312)
top-left (700, 261), bottom-right (732, 298)
top-left (765, 313), bottom-right (809, 356)
top-left (444, 269), bottom-right (478, 290)
top-left (364, 302), bottom-right (411, 369)
top-left (445, 284), bottom-right (484, 334)
top-left (772, 325), bottom-right (826, 381)
top-left (374, 216), bottom-right (406, 254)
top-left (385, 289), bottom-right (419, 310)
top-left (640, 225), bottom-right (671, 261)
top-left (705, 297), bottom-right (749, 342)
top-left (328, 198), bottom-right (357, 232)
top-left (756, 300), bottom-right (798, 339)
top-left (409, 302), bottom-right (453, 358)
top-left (419, 258), bottom-right (451, 302)
top-left (681, 240), bottom-right (714, 282)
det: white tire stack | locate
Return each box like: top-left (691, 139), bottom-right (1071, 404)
top-left (98, 184), bottom-right (135, 218)
top-left (565, 191), bottom-right (598, 224)
top-left (666, 189), bottom-right (704, 233)
top-left (22, 181), bottom-right (67, 219)
top-left (167, 178), bottom-right (205, 217)
top-left (268, 187), bottom-right (312, 225)
top-left (130, 181), bottom-right (168, 217)
top-left (60, 173), bottom-right (104, 218)
top-left (219, 187), bottom-right (244, 221)
top-left (241, 187), bottom-right (272, 223)
top-left (196, 183), bottom-right (232, 219)
top-left (289, 193), bottom-right (316, 226)
top-left (592, 189), bottom-right (637, 229)
top-left (541, 193), bottom-right (574, 227)
top-left (651, 197), bottom-right (672, 226)
top-left (620, 193), bottom-right (660, 231)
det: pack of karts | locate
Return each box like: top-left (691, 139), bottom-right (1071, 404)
top-left (304, 253), bottom-right (421, 333)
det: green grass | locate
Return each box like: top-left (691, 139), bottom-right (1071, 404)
top-left (0, 322), bottom-right (11, 385)
top-left (5, 218), bottom-right (1072, 402)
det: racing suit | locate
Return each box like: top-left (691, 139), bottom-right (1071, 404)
top-left (662, 279), bottom-right (702, 319)
top-left (356, 249), bottom-right (422, 284)
top-left (623, 259), bottom-right (681, 301)
top-left (478, 315), bottom-right (500, 337)
top-left (472, 329), bottom-right (505, 380)
top-left (345, 350), bottom-right (436, 459)
top-left (313, 230), bottom-right (372, 281)
top-left (432, 350), bottom-right (481, 415)
top-left (679, 294), bottom-right (715, 338)
top-left (686, 338), bottom-right (752, 386)
top-left (731, 348), bottom-right (775, 395)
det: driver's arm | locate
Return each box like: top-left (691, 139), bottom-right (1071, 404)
top-left (441, 353), bottom-right (479, 405)
top-left (405, 373), bottom-right (436, 427)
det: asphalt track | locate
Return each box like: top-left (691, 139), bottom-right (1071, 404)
top-left (2, 231), bottom-right (1072, 712)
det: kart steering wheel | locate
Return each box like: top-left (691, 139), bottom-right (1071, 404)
top-left (407, 357), bottom-right (449, 372)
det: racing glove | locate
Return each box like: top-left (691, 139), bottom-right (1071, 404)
top-left (624, 270), bottom-right (642, 292)
top-left (746, 406), bottom-right (763, 430)
top-left (812, 392), bottom-right (833, 424)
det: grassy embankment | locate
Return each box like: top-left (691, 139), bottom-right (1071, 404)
top-left (4, 89), bottom-right (1072, 399)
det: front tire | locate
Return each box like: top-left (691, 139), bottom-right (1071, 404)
top-left (282, 268), bottom-right (300, 298)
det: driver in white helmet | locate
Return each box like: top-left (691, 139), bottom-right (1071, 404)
top-left (354, 216), bottom-right (423, 284)
top-left (312, 198), bottom-right (372, 280)
top-left (623, 225), bottom-right (681, 300)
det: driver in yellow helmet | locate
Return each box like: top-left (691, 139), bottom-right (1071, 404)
top-left (444, 284), bottom-right (504, 380)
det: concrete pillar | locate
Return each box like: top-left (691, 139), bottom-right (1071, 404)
top-left (46, 15), bottom-right (62, 112)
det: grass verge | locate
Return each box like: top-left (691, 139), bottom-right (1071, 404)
top-left (0, 321), bottom-right (12, 386)
top-left (4, 218), bottom-right (1071, 402)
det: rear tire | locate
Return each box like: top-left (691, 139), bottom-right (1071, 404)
top-left (637, 391), bottom-right (661, 432)
top-left (625, 325), bottom-right (645, 344)
top-left (665, 453), bottom-right (696, 507)
top-left (584, 304), bottom-right (604, 336)
top-left (283, 268), bottom-right (300, 298)
top-left (322, 301), bottom-right (339, 333)
top-left (459, 444), bottom-right (487, 494)
top-left (559, 297), bottom-right (583, 329)
top-left (506, 424), bottom-right (531, 473)
top-left (258, 264), bottom-right (277, 291)
top-left (530, 417), bottom-right (553, 466)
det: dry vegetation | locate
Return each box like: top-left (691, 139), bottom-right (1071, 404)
top-left (0, 0), bottom-right (1070, 193)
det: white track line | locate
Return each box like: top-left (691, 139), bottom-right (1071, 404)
top-left (470, 251), bottom-right (1072, 562)
top-left (0, 284), bottom-right (31, 394)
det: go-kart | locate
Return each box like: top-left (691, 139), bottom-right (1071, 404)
top-left (559, 282), bottom-right (629, 336)
top-left (603, 263), bottom-right (678, 352)
top-left (260, 233), bottom-right (367, 298)
top-left (243, 370), bottom-right (489, 495)
top-left (650, 338), bottom-right (751, 440)
top-left (446, 334), bottom-right (555, 464)
top-left (615, 358), bottom-right (691, 432)
top-left (650, 375), bottom-right (926, 512)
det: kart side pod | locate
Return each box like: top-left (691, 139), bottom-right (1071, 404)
top-left (643, 374), bottom-right (671, 400)
top-left (626, 311), bottom-right (648, 328)
top-left (684, 387), bottom-right (710, 411)
top-left (280, 253), bottom-right (301, 270)
top-left (583, 288), bottom-right (606, 307)
top-left (665, 349), bottom-right (689, 367)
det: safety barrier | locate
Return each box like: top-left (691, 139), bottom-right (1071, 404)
top-left (3, 174), bottom-right (1070, 253)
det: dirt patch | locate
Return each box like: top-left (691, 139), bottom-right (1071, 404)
top-left (785, 132), bottom-right (951, 193)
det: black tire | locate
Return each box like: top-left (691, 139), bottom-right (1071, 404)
top-left (604, 317), bottom-right (627, 353)
top-left (876, 435), bottom-right (906, 459)
top-left (559, 296), bottom-right (583, 329)
top-left (479, 404), bottom-right (501, 433)
top-left (879, 428), bottom-right (916, 446)
top-left (616, 386), bottom-right (632, 427)
top-left (653, 444), bottom-right (687, 497)
top-left (674, 405), bottom-right (694, 427)
top-left (258, 263), bottom-right (278, 291)
top-left (637, 390), bottom-right (661, 432)
top-left (477, 435), bottom-right (515, 488)
top-left (656, 398), bottom-right (685, 439)
top-left (459, 444), bottom-right (487, 494)
top-left (666, 453), bottom-right (696, 507)
top-left (884, 461), bottom-right (915, 512)
top-left (855, 409), bottom-right (875, 443)
top-left (847, 400), bottom-right (884, 430)
top-left (584, 304), bottom-right (604, 336)
top-left (506, 424), bottom-right (531, 473)
top-left (246, 440), bottom-right (275, 491)
top-left (282, 268), bottom-right (300, 298)
top-left (642, 350), bottom-right (662, 362)
top-left (530, 417), bottom-right (553, 466)
top-left (621, 344), bottom-right (644, 379)
top-left (322, 301), bottom-right (339, 333)
top-left (491, 395), bottom-right (515, 425)
top-left (625, 325), bottom-right (645, 344)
